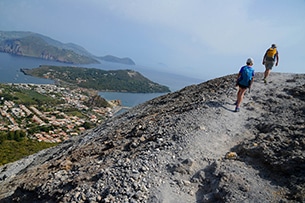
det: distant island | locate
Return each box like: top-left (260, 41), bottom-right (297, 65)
top-left (21, 65), bottom-right (170, 93)
top-left (97, 55), bottom-right (135, 65)
top-left (0, 31), bottom-right (136, 65)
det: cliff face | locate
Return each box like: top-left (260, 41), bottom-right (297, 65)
top-left (0, 39), bottom-right (23, 55)
top-left (0, 72), bottom-right (304, 203)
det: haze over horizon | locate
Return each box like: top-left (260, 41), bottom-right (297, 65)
top-left (0, 0), bottom-right (304, 80)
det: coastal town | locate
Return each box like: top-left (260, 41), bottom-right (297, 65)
top-left (0, 83), bottom-right (123, 143)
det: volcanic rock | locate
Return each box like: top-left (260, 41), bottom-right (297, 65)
top-left (0, 72), bottom-right (304, 203)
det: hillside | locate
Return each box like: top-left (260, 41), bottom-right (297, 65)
top-left (0, 72), bottom-right (304, 202)
top-left (0, 31), bottom-right (93, 57)
top-left (0, 31), bottom-right (98, 64)
top-left (0, 31), bottom-right (135, 65)
top-left (21, 65), bottom-right (170, 93)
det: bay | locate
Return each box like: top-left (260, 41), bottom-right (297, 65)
top-left (0, 52), bottom-right (202, 107)
top-left (0, 52), bottom-right (58, 84)
top-left (99, 92), bottom-right (166, 107)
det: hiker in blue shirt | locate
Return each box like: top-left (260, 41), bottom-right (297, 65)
top-left (235, 58), bottom-right (255, 112)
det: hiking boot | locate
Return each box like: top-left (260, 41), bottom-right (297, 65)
top-left (263, 78), bottom-right (267, 84)
top-left (234, 107), bottom-right (240, 112)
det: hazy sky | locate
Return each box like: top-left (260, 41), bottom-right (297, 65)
top-left (0, 0), bottom-right (304, 80)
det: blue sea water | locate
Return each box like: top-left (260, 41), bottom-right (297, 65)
top-left (0, 52), bottom-right (202, 107)
top-left (0, 52), bottom-right (57, 84)
top-left (99, 91), bottom-right (166, 107)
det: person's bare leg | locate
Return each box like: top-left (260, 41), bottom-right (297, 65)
top-left (264, 69), bottom-right (270, 79)
top-left (236, 88), bottom-right (247, 111)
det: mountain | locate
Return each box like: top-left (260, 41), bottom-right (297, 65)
top-left (0, 72), bottom-right (304, 202)
top-left (0, 31), bottom-right (94, 57)
top-left (0, 31), bottom-right (99, 64)
top-left (0, 31), bottom-right (136, 65)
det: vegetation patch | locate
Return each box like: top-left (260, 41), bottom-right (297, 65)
top-left (22, 65), bottom-right (170, 93)
top-left (0, 138), bottom-right (57, 166)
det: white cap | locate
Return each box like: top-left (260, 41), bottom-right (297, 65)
top-left (246, 58), bottom-right (254, 64)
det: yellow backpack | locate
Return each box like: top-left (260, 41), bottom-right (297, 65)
top-left (266, 48), bottom-right (277, 58)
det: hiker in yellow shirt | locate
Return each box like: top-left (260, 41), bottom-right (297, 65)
top-left (262, 44), bottom-right (279, 83)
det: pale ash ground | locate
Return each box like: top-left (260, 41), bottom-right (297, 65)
top-left (157, 72), bottom-right (293, 203)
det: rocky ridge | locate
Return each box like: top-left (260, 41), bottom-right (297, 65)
top-left (0, 72), bottom-right (304, 202)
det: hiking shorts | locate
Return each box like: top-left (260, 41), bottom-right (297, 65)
top-left (265, 60), bottom-right (275, 70)
top-left (238, 83), bottom-right (249, 89)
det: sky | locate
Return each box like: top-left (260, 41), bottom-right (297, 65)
top-left (0, 0), bottom-right (305, 81)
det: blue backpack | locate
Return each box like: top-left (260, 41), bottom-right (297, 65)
top-left (238, 66), bottom-right (253, 87)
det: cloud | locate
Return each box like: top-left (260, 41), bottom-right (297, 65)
top-left (0, 0), bottom-right (305, 79)
top-left (97, 0), bottom-right (305, 55)
top-left (90, 1), bottom-right (256, 54)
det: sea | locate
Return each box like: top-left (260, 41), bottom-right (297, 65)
top-left (0, 52), bottom-right (202, 107)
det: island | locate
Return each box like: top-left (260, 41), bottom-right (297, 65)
top-left (21, 65), bottom-right (170, 93)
